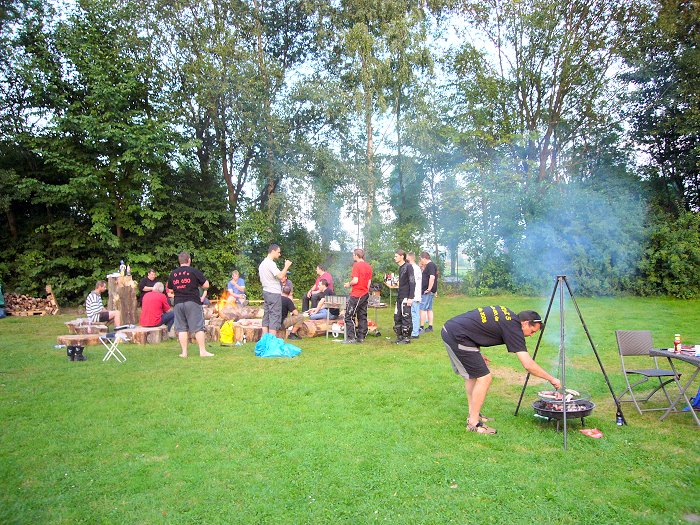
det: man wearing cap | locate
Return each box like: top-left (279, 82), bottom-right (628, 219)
top-left (441, 306), bottom-right (561, 434)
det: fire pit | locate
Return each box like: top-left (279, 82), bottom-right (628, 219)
top-left (532, 399), bottom-right (596, 431)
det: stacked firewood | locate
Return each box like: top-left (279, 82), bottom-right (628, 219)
top-left (5, 286), bottom-right (59, 316)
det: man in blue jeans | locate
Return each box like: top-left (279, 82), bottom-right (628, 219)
top-left (407, 252), bottom-right (422, 339)
top-left (307, 279), bottom-right (339, 320)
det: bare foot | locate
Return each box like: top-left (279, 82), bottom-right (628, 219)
top-left (200, 351), bottom-right (214, 357)
top-left (178, 353), bottom-right (188, 358)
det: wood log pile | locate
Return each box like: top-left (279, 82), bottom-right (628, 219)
top-left (6, 285), bottom-right (60, 316)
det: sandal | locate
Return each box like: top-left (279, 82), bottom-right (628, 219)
top-left (465, 414), bottom-right (493, 426)
top-left (467, 421), bottom-right (497, 434)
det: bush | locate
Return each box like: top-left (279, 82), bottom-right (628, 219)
top-left (633, 210), bottom-right (700, 298)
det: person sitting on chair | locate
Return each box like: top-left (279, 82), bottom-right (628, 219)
top-left (85, 280), bottom-right (121, 326)
top-left (307, 279), bottom-right (339, 320)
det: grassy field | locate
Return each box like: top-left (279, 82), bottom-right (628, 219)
top-left (1, 294), bottom-right (699, 524)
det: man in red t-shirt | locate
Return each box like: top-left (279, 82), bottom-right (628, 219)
top-left (140, 282), bottom-right (175, 331)
top-left (342, 248), bottom-right (373, 344)
top-left (303, 264), bottom-right (334, 312)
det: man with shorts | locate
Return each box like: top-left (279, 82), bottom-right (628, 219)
top-left (419, 251), bottom-right (437, 333)
top-left (85, 280), bottom-right (121, 326)
top-left (442, 307), bottom-right (561, 434)
top-left (167, 252), bottom-right (214, 358)
top-left (342, 248), bottom-right (373, 344)
top-left (281, 285), bottom-right (305, 340)
top-left (258, 244), bottom-right (292, 337)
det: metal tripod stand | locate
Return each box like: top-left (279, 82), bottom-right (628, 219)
top-left (514, 275), bottom-right (627, 449)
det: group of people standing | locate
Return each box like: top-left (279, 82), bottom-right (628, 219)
top-left (257, 245), bottom-right (439, 346)
top-left (392, 250), bottom-right (438, 344)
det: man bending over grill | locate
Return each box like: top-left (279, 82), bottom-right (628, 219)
top-left (442, 307), bottom-right (561, 434)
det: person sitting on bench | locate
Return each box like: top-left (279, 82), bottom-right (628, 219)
top-left (140, 282), bottom-right (175, 331)
top-left (85, 280), bottom-right (121, 326)
top-left (307, 279), bottom-right (340, 320)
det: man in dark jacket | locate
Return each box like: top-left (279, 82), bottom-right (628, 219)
top-left (393, 249), bottom-right (415, 344)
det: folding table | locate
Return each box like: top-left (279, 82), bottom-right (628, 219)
top-left (649, 348), bottom-right (700, 426)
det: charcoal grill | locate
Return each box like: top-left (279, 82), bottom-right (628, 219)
top-left (532, 399), bottom-right (596, 431)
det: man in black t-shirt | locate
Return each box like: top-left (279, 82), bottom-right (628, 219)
top-left (138, 269), bottom-right (158, 306)
top-left (167, 251), bottom-right (214, 358)
top-left (419, 252), bottom-right (438, 333)
top-left (442, 307), bottom-right (561, 435)
top-left (281, 286), bottom-right (305, 340)
top-left (393, 249), bottom-right (415, 344)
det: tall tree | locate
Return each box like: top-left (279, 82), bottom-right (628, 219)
top-left (622, 0), bottom-right (700, 213)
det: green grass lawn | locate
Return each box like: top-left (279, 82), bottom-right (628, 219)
top-left (1, 295), bottom-right (699, 524)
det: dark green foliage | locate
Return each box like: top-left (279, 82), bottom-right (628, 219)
top-left (633, 210), bottom-right (700, 299)
top-left (0, 0), bottom-right (698, 302)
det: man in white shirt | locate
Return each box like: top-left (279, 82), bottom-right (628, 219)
top-left (85, 280), bottom-right (121, 326)
top-left (258, 244), bottom-right (292, 337)
top-left (407, 252), bottom-right (423, 339)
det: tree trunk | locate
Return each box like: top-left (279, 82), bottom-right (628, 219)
top-left (107, 275), bottom-right (137, 325)
top-left (5, 207), bottom-right (17, 241)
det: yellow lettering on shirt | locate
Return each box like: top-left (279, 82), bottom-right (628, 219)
top-left (477, 307), bottom-right (487, 323)
top-left (500, 306), bottom-right (512, 321)
top-left (490, 306), bottom-right (499, 322)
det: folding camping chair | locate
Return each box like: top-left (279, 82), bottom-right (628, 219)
top-left (100, 330), bottom-right (129, 363)
top-left (616, 330), bottom-right (679, 414)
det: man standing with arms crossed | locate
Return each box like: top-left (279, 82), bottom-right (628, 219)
top-left (419, 251), bottom-right (438, 333)
top-left (258, 244), bottom-right (292, 338)
top-left (167, 252), bottom-right (214, 358)
top-left (343, 248), bottom-right (373, 344)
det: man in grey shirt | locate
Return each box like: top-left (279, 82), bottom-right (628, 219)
top-left (258, 244), bottom-right (292, 337)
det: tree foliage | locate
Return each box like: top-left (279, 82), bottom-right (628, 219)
top-left (0, 0), bottom-right (697, 301)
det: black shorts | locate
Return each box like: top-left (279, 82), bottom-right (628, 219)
top-left (441, 327), bottom-right (490, 379)
top-left (98, 311), bottom-right (110, 323)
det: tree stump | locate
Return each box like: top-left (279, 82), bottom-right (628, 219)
top-left (57, 334), bottom-right (103, 346)
top-left (121, 326), bottom-right (168, 345)
top-left (65, 319), bottom-right (108, 335)
top-left (186, 327), bottom-right (216, 343)
top-left (233, 319), bottom-right (263, 343)
top-left (107, 275), bottom-right (138, 325)
top-left (218, 304), bottom-right (264, 321)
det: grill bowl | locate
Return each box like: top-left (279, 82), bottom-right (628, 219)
top-left (532, 399), bottom-right (596, 420)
